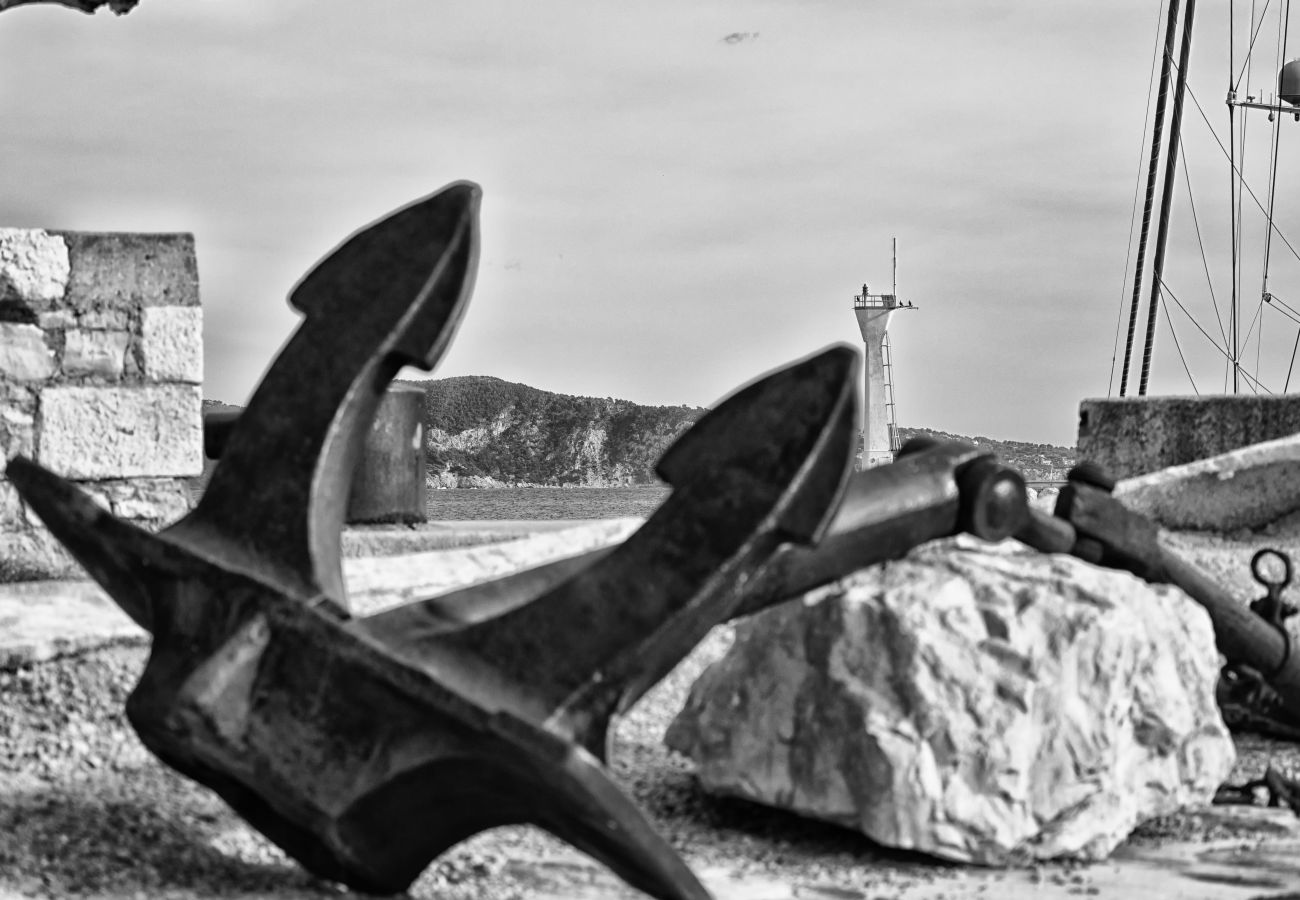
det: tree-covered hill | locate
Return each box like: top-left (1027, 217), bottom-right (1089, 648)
top-left (416, 376), bottom-right (703, 486)
top-left (196, 381), bottom-right (1075, 488)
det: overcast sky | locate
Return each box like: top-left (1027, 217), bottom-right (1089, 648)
top-left (3, 1), bottom-right (1297, 447)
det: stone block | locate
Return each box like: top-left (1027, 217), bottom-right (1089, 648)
top-left (55, 232), bottom-right (198, 310)
top-left (98, 477), bottom-right (192, 523)
top-left (79, 308), bottom-right (130, 330)
top-left (62, 329), bottom-right (129, 378)
top-left (37, 310), bottom-right (75, 330)
top-left (0, 405), bottom-right (35, 461)
top-left (1115, 431), bottom-right (1300, 531)
top-left (0, 529), bottom-right (79, 582)
top-left (0, 228), bottom-right (69, 308)
top-left (140, 305), bottom-right (202, 383)
top-left (38, 384), bottom-right (202, 479)
top-left (0, 323), bottom-right (55, 381)
top-left (1078, 396), bottom-right (1300, 480)
top-left (0, 481), bottom-right (22, 532)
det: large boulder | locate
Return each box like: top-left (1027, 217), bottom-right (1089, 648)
top-left (665, 537), bottom-right (1235, 866)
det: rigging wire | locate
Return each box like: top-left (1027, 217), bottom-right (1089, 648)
top-left (1269, 292), bottom-right (1300, 320)
top-left (1161, 297), bottom-right (1201, 392)
top-left (1110, 0), bottom-right (1175, 398)
top-left (1240, 289), bottom-right (1266, 345)
top-left (1184, 84), bottom-right (1300, 265)
top-left (1238, 0), bottom-right (1259, 387)
top-left (1178, 140), bottom-right (1231, 350)
top-left (1287, 326), bottom-right (1300, 389)
top-left (1280, 288), bottom-right (1300, 387)
top-left (1234, 0), bottom-right (1275, 89)
top-left (1159, 277), bottom-right (1230, 357)
top-left (1160, 276), bottom-right (1275, 392)
top-left (1260, 0), bottom-right (1290, 312)
top-left (1254, 0), bottom-right (1291, 385)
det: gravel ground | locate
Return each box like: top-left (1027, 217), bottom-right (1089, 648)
top-left (8, 514), bottom-right (1300, 899)
top-left (4, 617), bottom-right (1300, 900)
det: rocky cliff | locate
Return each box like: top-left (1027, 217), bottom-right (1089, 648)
top-left (417, 376), bottom-right (703, 487)
top-left (196, 384), bottom-right (1075, 490)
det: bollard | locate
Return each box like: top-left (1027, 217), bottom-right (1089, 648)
top-left (203, 409), bottom-right (241, 459)
top-left (202, 384), bottom-right (427, 524)
top-left (346, 382), bottom-right (427, 524)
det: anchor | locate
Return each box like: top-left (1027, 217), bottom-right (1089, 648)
top-left (7, 181), bottom-right (870, 900)
top-left (7, 181), bottom-right (1038, 900)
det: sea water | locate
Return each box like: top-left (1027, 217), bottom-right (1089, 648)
top-left (426, 485), bottom-right (669, 520)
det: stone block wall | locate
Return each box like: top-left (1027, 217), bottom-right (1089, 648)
top-left (1077, 396), bottom-right (1300, 480)
top-left (0, 228), bottom-right (203, 581)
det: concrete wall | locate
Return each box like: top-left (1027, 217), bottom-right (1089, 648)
top-left (1077, 395), bottom-right (1300, 480)
top-left (0, 228), bottom-right (203, 581)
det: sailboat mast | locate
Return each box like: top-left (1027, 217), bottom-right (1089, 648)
top-left (1229, 0), bottom-right (1239, 393)
top-left (1139, 0), bottom-right (1200, 395)
top-left (1120, 0), bottom-right (1183, 397)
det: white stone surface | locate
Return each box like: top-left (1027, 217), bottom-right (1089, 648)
top-left (344, 517), bottom-right (641, 614)
top-left (36, 310), bottom-right (75, 330)
top-left (0, 481), bottom-right (21, 532)
top-left (0, 406), bottom-right (34, 460)
top-left (0, 579), bottom-right (144, 666)
top-left (100, 477), bottom-right (192, 523)
top-left (0, 228), bottom-right (68, 306)
top-left (666, 537), bottom-right (1235, 866)
top-left (140, 305), bottom-right (202, 383)
top-left (61, 329), bottom-right (128, 378)
top-left (1116, 431), bottom-right (1300, 531)
top-left (0, 323), bottom-right (55, 381)
top-left (38, 385), bottom-right (202, 478)
top-left (79, 308), bottom-right (130, 330)
top-left (0, 529), bottom-right (78, 582)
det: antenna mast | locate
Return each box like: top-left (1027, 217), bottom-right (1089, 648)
top-left (892, 237), bottom-right (897, 295)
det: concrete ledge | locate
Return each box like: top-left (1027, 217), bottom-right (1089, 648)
top-left (1077, 396), bottom-right (1300, 480)
top-left (1117, 432), bottom-right (1300, 531)
top-left (0, 518), bottom-right (641, 669)
top-left (341, 518), bottom-right (615, 558)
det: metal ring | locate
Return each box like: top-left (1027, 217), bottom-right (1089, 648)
top-left (1252, 547), bottom-right (1294, 590)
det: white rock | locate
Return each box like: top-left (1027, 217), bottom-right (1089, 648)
top-left (0, 323), bottom-right (55, 381)
top-left (0, 481), bottom-right (22, 532)
top-left (666, 537), bottom-right (1234, 866)
top-left (140, 305), bottom-right (203, 383)
top-left (61, 329), bottom-right (129, 378)
top-left (38, 384), bottom-right (202, 478)
top-left (0, 228), bottom-right (69, 306)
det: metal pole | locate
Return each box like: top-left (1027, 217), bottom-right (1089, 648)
top-left (892, 237), bottom-right (897, 295)
top-left (1120, 0), bottom-right (1182, 397)
top-left (1139, 0), bottom-right (1199, 395)
top-left (1229, 0), bottom-right (1238, 392)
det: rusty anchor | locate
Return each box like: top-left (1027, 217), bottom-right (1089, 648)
top-left (1016, 463), bottom-right (1300, 725)
top-left (7, 181), bottom-right (874, 900)
top-left (386, 434), bottom-right (1032, 637)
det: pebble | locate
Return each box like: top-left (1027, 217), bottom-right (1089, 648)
top-left (4, 626), bottom-right (1300, 898)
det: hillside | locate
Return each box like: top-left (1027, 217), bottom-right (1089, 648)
top-left (197, 381), bottom-right (1075, 489)
top-left (896, 428), bottom-right (1074, 483)
top-left (417, 376), bottom-right (702, 487)
top-left (416, 377), bottom-right (1074, 487)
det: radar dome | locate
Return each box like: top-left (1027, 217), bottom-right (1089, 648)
top-left (1282, 58), bottom-right (1300, 107)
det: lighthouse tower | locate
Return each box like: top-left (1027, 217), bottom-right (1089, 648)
top-left (852, 240), bottom-right (915, 468)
